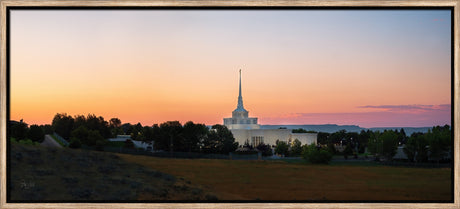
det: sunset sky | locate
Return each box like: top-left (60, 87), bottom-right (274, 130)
top-left (10, 9), bottom-right (451, 128)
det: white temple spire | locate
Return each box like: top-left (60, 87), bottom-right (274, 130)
top-left (224, 69), bottom-right (259, 129)
top-left (235, 69), bottom-right (246, 111)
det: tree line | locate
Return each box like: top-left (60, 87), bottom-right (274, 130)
top-left (267, 126), bottom-right (452, 164)
top-left (312, 126), bottom-right (452, 163)
top-left (47, 113), bottom-right (238, 154)
top-left (10, 113), bottom-right (452, 163)
top-left (9, 120), bottom-right (52, 144)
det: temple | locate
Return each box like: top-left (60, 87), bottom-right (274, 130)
top-left (223, 70), bottom-right (317, 148)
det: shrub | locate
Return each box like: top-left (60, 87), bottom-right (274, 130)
top-left (10, 137), bottom-right (18, 143)
top-left (343, 144), bottom-right (353, 159)
top-left (69, 138), bottom-right (82, 148)
top-left (302, 144), bottom-right (333, 164)
top-left (28, 125), bottom-right (45, 143)
top-left (233, 150), bottom-right (258, 155)
top-left (71, 126), bottom-right (89, 145)
top-left (289, 139), bottom-right (302, 157)
top-left (89, 130), bottom-right (107, 151)
top-left (18, 139), bottom-right (39, 146)
top-left (10, 120), bottom-right (28, 140)
top-left (124, 139), bottom-right (135, 149)
top-left (274, 141), bottom-right (289, 156)
top-left (256, 143), bottom-right (273, 156)
top-left (326, 143), bottom-right (336, 155)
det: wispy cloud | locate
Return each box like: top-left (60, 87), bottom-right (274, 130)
top-left (357, 104), bottom-right (451, 112)
top-left (260, 104), bottom-right (451, 128)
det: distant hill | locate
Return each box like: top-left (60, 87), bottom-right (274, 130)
top-left (260, 124), bottom-right (432, 136)
top-left (260, 124), bottom-right (362, 133)
top-left (367, 127), bottom-right (431, 136)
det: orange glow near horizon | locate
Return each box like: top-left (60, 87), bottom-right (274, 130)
top-left (9, 10), bottom-right (451, 128)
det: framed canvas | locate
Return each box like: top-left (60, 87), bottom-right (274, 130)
top-left (0, 0), bottom-right (459, 209)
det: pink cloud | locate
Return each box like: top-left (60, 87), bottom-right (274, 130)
top-left (259, 104), bottom-right (451, 128)
top-left (357, 104), bottom-right (451, 114)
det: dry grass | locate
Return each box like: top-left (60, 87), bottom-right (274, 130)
top-left (10, 144), bottom-right (210, 201)
top-left (118, 154), bottom-right (452, 201)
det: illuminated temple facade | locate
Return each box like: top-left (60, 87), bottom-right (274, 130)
top-left (223, 70), bottom-right (317, 147)
top-left (223, 70), bottom-right (260, 130)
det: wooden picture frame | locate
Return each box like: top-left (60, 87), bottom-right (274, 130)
top-left (0, 0), bottom-right (458, 208)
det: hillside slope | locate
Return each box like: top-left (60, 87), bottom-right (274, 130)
top-left (9, 143), bottom-right (211, 201)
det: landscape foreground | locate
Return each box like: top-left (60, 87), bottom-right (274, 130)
top-left (119, 154), bottom-right (452, 201)
top-left (10, 143), bottom-right (451, 201)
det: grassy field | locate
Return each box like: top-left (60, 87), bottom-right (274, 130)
top-left (10, 144), bottom-right (213, 201)
top-left (9, 143), bottom-right (452, 201)
top-left (118, 154), bottom-right (452, 201)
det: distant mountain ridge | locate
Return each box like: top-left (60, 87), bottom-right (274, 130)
top-left (260, 124), bottom-right (432, 136)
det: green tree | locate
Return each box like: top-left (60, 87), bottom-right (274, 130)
top-left (158, 121), bottom-right (183, 152)
top-left (210, 124), bottom-right (238, 154)
top-left (292, 128), bottom-right (308, 133)
top-left (357, 130), bottom-right (371, 153)
top-left (367, 131), bottom-right (382, 158)
top-left (89, 130), bottom-right (106, 151)
top-left (403, 137), bottom-right (417, 162)
top-left (130, 124), bottom-right (140, 140)
top-left (274, 141), bottom-right (289, 156)
top-left (380, 130), bottom-right (399, 161)
top-left (109, 118), bottom-right (123, 136)
top-left (439, 125), bottom-right (452, 161)
top-left (71, 126), bottom-right (90, 145)
top-left (302, 144), bottom-right (333, 164)
top-left (427, 125), bottom-right (451, 163)
top-left (10, 120), bottom-right (29, 140)
top-left (122, 123), bottom-right (132, 135)
top-left (329, 130), bottom-right (347, 144)
top-left (85, 114), bottom-right (111, 139)
top-left (52, 113), bottom-right (74, 139)
top-left (183, 121), bottom-right (208, 152)
top-left (151, 124), bottom-right (161, 148)
top-left (317, 132), bottom-right (330, 144)
top-left (326, 143), bottom-right (337, 155)
top-left (200, 133), bottom-right (216, 154)
top-left (368, 130), bottom-right (398, 161)
top-left (256, 143), bottom-right (273, 156)
top-left (73, 115), bottom-right (87, 130)
top-left (289, 139), bottom-right (302, 157)
top-left (404, 133), bottom-right (428, 163)
top-left (40, 124), bottom-right (53, 135)
top-left (343, 144), bottom-right (353, 159)
top-left (140, 126), bottom-right (154, 142)
top-left (398, 128), bottom-right (407, 145)
top-left (71, 124), bottom-right (108, 149)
